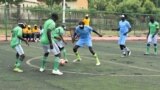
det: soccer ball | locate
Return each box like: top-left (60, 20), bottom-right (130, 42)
top-left (60, 59), bottom-right (66, 66)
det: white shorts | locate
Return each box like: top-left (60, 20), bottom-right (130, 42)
top-left (42, 43), bottom-right (60, 55)
top-left (56, 40), bottom-right (65, 48)
top-left (14, 44), bottom-right (24, 55)
top-left (147, 34), bottom-right (158, 44)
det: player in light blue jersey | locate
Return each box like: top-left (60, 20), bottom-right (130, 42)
top-left (113, 15), bottom-right (132, 57)
top-left (72, 21), bottom-right (102, 66)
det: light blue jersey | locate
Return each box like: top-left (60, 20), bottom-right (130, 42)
top-left (75, 26), bottom-right (93, 47)
top-left (118, 20), bottom-right (131, 45)
top-left (75, 26), bottom-right (93, 39)
top-left (119, 20), bottom-right (131, 34)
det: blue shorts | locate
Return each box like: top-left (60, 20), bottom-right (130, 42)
top-left (118, 34), bottom-right (127, 45)
top-left (76, 39), bottom-right (92, 47)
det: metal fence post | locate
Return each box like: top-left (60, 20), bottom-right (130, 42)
top-left (4, 0), bottom-right (8, 41)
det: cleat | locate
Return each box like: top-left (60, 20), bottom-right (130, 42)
top-left (52, 69), bottom-right (63, 75)
top-left (13, 68), bottom-right (23, 73)
top-left (73, 58), bottom-right (81, 62)
top-left (121, 54), bottom-right (126, 57)
top-left (96, 62), bottom-right (101, 66)
top-left (39, 67), bottom-right (45, 72)
top-left (154, 52), bottom-right (158, 55)
top-left (144, 52), bottom-right (149, 55)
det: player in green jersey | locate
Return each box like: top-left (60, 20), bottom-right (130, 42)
top-left (39, 13), bottom-right (63, 75)
top-left (145, 16), bottom-right (159, 55)
top-left (52, 25), bottom-right (68, 63)
top-left (10, 23), bottom-right (29, 73)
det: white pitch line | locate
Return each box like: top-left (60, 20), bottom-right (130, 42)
top-left (25, 44), bottom-right (160, 75)
top-left (26, 56), bottom-right (160, 77)
top-left (26, 56), bottom-right (106, 76)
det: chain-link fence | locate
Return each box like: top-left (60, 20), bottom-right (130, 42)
top-left (0, 6), bottom-right (160, 40)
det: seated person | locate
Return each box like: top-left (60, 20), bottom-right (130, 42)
top-left (32, 24), bottom-right (40, 42)
top-left (26, 25), bottom-right (32, 42)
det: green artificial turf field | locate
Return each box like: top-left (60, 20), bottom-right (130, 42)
top-left (0, 40), bottom-right (160, 90)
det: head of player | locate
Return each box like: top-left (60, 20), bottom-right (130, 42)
top-left (51, 13), bottom-right (58, 22)
top-left (150, 16), bottom-right (154, 23)
top-left (18, 23), bottom-right (26, 29)
top-left (121, 14), bottom-right (126, 21)
top-left (78, 21), bottom-right (85, 29)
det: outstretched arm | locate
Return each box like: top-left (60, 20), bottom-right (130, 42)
top-left (92, 30), bottom-right (102, 37)
top-left (18, 36), bottom-right (29, 46)
top-left (111, 28), bottom-right (120, 31)
top-left (59, 34), bottom-right (67, 44)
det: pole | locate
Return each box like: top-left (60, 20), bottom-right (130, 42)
top-left (4, 0), bottom-right (8, 41)
top-left (62, 0), bottom-right (66, 24)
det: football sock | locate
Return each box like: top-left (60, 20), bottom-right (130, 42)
top-left (75, 52), bottom-right (81, 60)
top-left (15, 59), bottom-right (19, 65)
top-left (94, 53), bottom-right (100, 63)
top-left (62, 49), bottom-right (67, 60)
top-left (53, 57), bottom-right (60, 71)
top-left (146, 45), bottom-right (150, 54)
top-left (15, 59), bottom-right (21, 68)
top-left (154, 44), bottom-right (157, 54)
top-left (122, 49), bottom-right (126, 55)
top-left (124, 47), bottom-right (130, 51)
top-left (41, 56), bottom-right (47, 68)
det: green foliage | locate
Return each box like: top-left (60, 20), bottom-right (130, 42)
top-left (116, 0), bottom-right (142, 13)
top-left (89, 0), bottom-right (160, 14)
top-left (143, 0), bottom-right (157, 14)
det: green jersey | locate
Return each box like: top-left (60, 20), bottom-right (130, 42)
top-left (40, 19), bottom-right (56, 45)
top-left (148, 21), bottom-right (159, 35)
top-left (10, 26), bottom-right (22, 48)
top-left (52, 26), bottom-right (65, 42)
